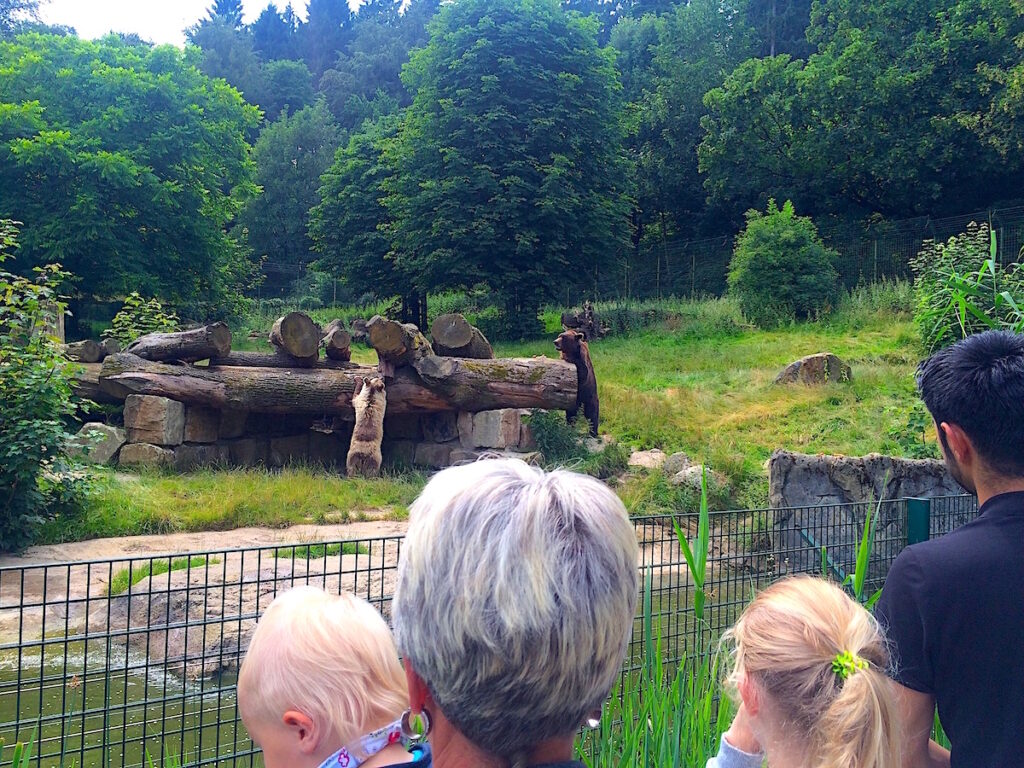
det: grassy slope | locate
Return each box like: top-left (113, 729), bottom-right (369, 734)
top-left (53, 291), bottom-right (933, 542)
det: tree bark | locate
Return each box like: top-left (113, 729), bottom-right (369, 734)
top-left (269, 312), bottom-right (320, 365)
top-left (98, 352), bottom-right (576, 415)
top-left (71, 362), bottom-right (120, 403)
top-left (412, 355), bottom-right (577, 411)
top-left (62, 339), bottom-right (105, 363)
top-left (126, 322), bottom-right (232, 363)
top-left (367, 315), bottom-right (433, 370)
top-left (210, 351), bottom-right (359, 370)
top-left (431, 313), bottom-right (494, 359)
top-left (322, 320), bottom-right (352, 362)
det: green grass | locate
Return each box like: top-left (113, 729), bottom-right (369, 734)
top-left (107, 556), bottom-right (218, 596)
top-left (272, 542), bottom-right (368, 558)
top-left (43, 467), bottom-right (425, 544)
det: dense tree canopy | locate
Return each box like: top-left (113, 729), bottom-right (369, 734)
top-left (382, 0), bottom-right (631, 324)
top-left (0, 34), bottom-right (260, 315)
top-left (240, 102), bottom-right (342, 297)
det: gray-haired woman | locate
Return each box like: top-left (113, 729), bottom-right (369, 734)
top-left (392, 458), bottom-right (639, 768)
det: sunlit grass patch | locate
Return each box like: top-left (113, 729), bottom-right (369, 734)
top-left (108, 556), bottom-right (218, 596)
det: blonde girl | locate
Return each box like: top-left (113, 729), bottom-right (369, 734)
top-left (709, 575), bottom-right (901, 768)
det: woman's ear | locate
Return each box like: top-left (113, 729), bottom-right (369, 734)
top-left (404, 658), bottom-right (430, 712)
top-left (281, 710), bottom-right (320, 755)
top-left (737, 672), bottom-right (761, 717)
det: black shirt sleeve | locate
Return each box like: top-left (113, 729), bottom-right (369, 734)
top-left (874, 546), bottom-right (934, 694)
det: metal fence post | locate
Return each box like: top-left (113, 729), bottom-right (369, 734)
top-left (907, 497), bottom-right (931, 545)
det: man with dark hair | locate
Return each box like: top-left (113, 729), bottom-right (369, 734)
top-left (876, 330), bottom-right (1024, 768)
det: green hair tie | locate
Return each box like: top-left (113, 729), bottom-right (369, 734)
top-left (832, 650), bottom-right (868, 680)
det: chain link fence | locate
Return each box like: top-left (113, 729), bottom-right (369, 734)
top-left (0, 496), bottom-right (977, 768)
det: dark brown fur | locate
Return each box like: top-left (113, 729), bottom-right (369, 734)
top-left (554, 330), bottom-right (599, 437)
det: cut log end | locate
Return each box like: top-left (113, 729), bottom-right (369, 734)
top-left (431, 313), bottom-right (494, 359)
top-left (270, 312), bottom-right (321, 362)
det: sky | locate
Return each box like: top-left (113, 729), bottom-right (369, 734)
top-left (39, 1), bottom-right (312, 47)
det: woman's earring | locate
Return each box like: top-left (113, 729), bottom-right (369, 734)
top-left (401, 707), bottom-right (433, 743)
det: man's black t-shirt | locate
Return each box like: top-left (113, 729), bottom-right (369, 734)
top-left (875, 491), bottom-right (1024, 767)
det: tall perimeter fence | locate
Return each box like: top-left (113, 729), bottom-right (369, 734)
top-left (0, 495), bottom-right (978, 768)
top-left (580, 204), bottom-right (1024, 304)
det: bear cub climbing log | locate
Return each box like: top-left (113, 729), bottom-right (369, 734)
top-left (347, 376), bottom-right (387, 477)
top-left (554, 329), bottom-right (599, 437)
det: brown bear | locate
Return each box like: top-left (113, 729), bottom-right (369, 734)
top-left (554, 329), bottom-right (599, 437)
top-left (346, 376), bottom-right (386, 477)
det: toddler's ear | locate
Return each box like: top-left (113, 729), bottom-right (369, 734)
top-left (282, 710), bottom-right (321, 755)
top-left (737, 672), bottom-right (761, 716)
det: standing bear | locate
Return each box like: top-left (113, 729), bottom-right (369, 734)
top-left (346, 376), bottom-right (386, 477)
top-left (554, 329), bottom-right (599, 437)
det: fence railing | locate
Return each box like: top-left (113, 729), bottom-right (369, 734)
top-left (0, 495), bottom-right (977, 768)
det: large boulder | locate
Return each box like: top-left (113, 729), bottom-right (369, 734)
top-left (774, 353), bottom-right (852, 385)
top-left (458, 409), bottom-right (522, 450)
top-left (628, 449), bottom-right (667, 470)
top-left (124, 395), bottom-right (185, 446)
top-left (767, 450), bottom-right (972, 579)
top-left (118, 443), bottom-right (175, 468)
top-left (67, 423), bottom-right (126, 465)
top-left (183, 406), bottom-right (219, 443)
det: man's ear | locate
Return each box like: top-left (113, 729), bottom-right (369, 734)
top-left (281, 710), bottom-right (321, 755)
top-left (939, 421), bottom-right (974, 466)
top-left (737, 673), bottom-right (761, 717)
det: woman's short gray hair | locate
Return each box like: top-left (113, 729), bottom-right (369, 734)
top-left (392, 458), bottom-right (639, 758)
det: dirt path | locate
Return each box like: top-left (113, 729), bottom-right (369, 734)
top-left (0, 519), bottom-right (409, 569)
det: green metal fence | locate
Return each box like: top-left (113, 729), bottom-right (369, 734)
top-left (0, 494), bottom-right (977, 768)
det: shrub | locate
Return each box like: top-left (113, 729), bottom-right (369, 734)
top-left (0, 221), bottom-right (89, 552)
top-left (728, 199), bottom-right (840, 327)
top-left (910, 222), bottom-right (1024, 352)
top-left (108, 292), bottom-right (180, 347)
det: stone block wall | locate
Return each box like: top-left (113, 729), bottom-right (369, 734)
top-left (79, 395), bottom-right (544, 472)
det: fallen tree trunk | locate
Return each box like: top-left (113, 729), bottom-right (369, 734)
top-left (269, 312), bottom-right (320, 365)
top-left (367, 316), bottom-right (433, 373)
top-left (209, 351), bottom-right (359, 370)
top-left (63, 339), bottom-right (105, 363)
top-left (431, 314), bottom-right (493, 359)
top-left (71, 362), bottom-right (121, 404)
top-left (99, 352), bottom-right (576, 415)
top-left (412, 355), bottom-right (577, 411)
top-left (322, 320), bottom-right (352, 362)
top-left (127, 323), bottom-right (231, 363)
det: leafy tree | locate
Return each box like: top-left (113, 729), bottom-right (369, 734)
top-left (0, 220), bottom-right (86, 552)
top-left (311, 114), bottom-right (400, 301)
top-left (188, 17), bottom-right (263, 101)
top-left (385, 0), bottom-right (630, 330)
top-left (251, 2), bottom-right (299, 61)
top-left (728, 199), bottom-right (840, 327)
top-left (0, 34), bottom-right (260, 317)
top-left (206, 0), bottom-right (244, 29)
top-left (302, 0), bottom-right (353, 77)
top-left (0, 0), bottom-right (38, 38)
top-left (240, 102), bottom-right (343, 297)
top-left (699, 0), bottom-right (1024, 221)
top-left (255, 59), bottom-right (315, 119)
top-left (745, 0), bottom-right (812, 58)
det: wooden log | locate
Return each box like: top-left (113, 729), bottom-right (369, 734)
top-left (63, 339), bottom-right (105, 363)
top-left (71, 362), bottom-right (121, 404)
top-left (269, 312), bottom-right (320, 365)
top-left (322, 320), bottom-right (352, 362)
top-left (412, 355), bottom-right (577, 411)
top-left (431, 314), bottom-right (494, 359)
top-left (101, 338), bottom-right (121, 356)
top-left (99, 352), bottom-right (576, 415)
top-left (367, 316), bottom-right (433, 370)
top-left (350, 318), bottom-right (369, 343)
top-left (210, 351), bottom-right (359, 370)
top-left (127, 323), bottom-right (232, 363)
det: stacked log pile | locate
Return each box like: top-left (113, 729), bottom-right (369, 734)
top-left (68, 312), bottom-right (573, 472)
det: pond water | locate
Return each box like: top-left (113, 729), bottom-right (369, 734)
top-left (0, 644), bottom-right (259, 768)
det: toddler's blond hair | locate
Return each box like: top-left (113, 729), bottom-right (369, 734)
top-left (238, 586), bottom-right (408, 744)
top-left (725, 575), bottom-right (901, 768)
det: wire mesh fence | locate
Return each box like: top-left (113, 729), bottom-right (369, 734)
top-left (576, 204), bottom-right (1024, 305)
top-left (0, 496), bottom-right (977, 768)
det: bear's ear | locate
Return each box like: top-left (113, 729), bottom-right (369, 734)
top-left (353, 376), bottom-right (364, 396)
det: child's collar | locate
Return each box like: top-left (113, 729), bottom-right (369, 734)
top-left (315, 718), bottom-right (406, 768)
